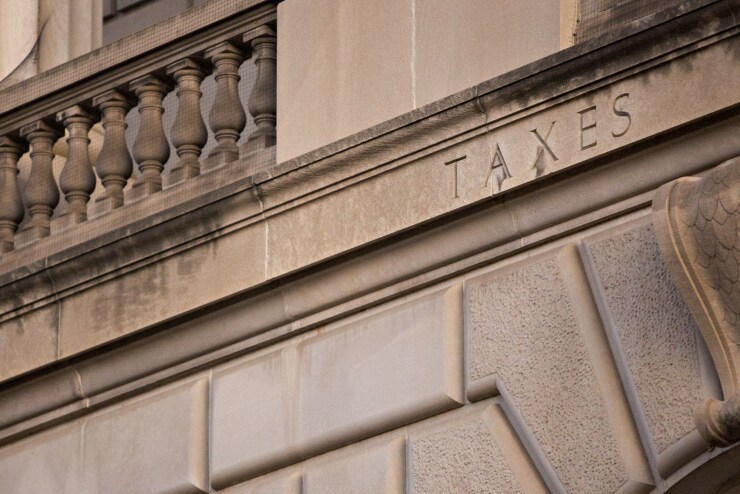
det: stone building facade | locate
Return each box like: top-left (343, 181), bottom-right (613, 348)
top-left (0, 0), bottom-right (738, 493)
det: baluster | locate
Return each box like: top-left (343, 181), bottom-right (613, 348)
top-left (243, 26), bottom-right (277, 155)
top-left (166, 58), bottom-right (208, 183)
top-left (205, 42), bottom-right (246, 165)
top-left (57, 105), bottom-right (97, 224)
top-left (19, 120), bottom-right (63, 238)
top-left (0, 136), bottom-right (27, 252)
top-left (93, 90), bottom-right (135, 210)
top-left (130, 75), bottom-right (171, 196)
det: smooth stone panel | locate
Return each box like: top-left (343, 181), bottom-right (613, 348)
top-left (211, 284), bottom-right (464, 488)
top-left (467, 252), bottom-right (628, 492)
top-left (59, 222), bottom-right (267, 357)
top-left (585, 221), bottom-right (705, 454)
top-left (276, 0), bottom-right (414, 162)
top-left (410, 403), bottom-right (546, 493)
top-left (415, 0), bottom-right (559, 107)
top-left (82, 377), bottom-right (208, 494)
top-left (296, 284), bottom-right (464, 452)
top-left (211, 350), bottom-right (295, 489)
top-left (304, 435), bottom-right (405, 494)
top-left (0, 420), bottom-right (82, 494)
top-left (0, 304), bottom-right (58, 382)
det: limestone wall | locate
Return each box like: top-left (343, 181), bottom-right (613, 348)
top-left (0, 2), bottom-right (737, 492)
top-left (0, 210), bottom-right (726, 493)
top-left (275, 0), bottom-right (563, 162)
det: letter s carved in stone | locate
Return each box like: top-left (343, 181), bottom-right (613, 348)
top-left (653, 156), bottom-right (740, 447)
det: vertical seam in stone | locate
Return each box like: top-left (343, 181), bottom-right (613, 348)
top-left (207, 368), bottom-right (214, 493)
top-left (496, 381), bottom-right (568, 494)
top-left (410, 0), bottom-right (417, 109)
top-left (560, 242), bottom-right (655, 488)
top-left (254, 183), bottom-right (270, 279)
top-left (577, 239), bottom-right (663, 483)
top-left (404, 428), bottom-right (411, 494)
top-left (73, 368), bottom-right (87, 400)
top-left (42, 258), bottom-right (62, 360)
top-left (725, 0), bottom-right (737, 26)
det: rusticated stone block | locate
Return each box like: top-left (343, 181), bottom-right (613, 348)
top-left (304, 435), bottom-right (405, 493)
top-left (82, 377), bottom-right (208, 494)
top-left (295, 285), bottom-right (464, 451)
top-left (211, 350), bottom-right (295, 488)
top-left (586, 222), bottom-right (706, 453)
top-left (467, 253), bottom-right (628, 492)
top-left (219, 467), bottom-right (302, 494)
top-left (0, 420), bottom-right (82, 494)
top-left (409, 403), bottom-right (546, 493)
top-left (210, 285), bottom-right (464, 488)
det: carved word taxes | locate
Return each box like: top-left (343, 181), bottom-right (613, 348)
top-left (446, 93), bottom-right (632, 199)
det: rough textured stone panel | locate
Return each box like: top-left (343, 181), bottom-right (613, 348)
top-left (586, 222), bottom-right (705, 453)
top-left (304, 436), bottom-right (404, 493)
top-left (467, 254), bottom-right (627, 492)
top-left (211, 350), bottom-right (294, 488)
top-left (0, 420), bottom-right (82, 494)
top-left (82, 378), bottom-right (208, 494)
top-left (410, 407), bottom-right (523, 493)
top-left (296, 285), bottom-right (464, 451)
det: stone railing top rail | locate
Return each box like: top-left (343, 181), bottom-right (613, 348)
top-left (0, 0), bottom-right (279, 263)
top-left (0, 0), bottom-right (278, 119)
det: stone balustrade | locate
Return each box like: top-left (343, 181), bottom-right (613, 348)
top-left (0, 7), bottom-right (277, 255)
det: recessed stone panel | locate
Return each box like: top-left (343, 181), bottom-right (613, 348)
top-left (409, 404), bottom-right (544, 493)
top-left (82, 377), bottom-right (208, 494)
top-left (585, 221), bottom-right (705, 454)
top-left (466, 253), bottom-right (628, 492)
top-left (295, 285), bottom-right (464, 452)
top-left (0, 420), bottom-right (82, 494)
top-left (304, 435), bottom-right (405, 494)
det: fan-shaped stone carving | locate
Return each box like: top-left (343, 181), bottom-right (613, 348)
top-left (653, 156), bottom-right (740, 447)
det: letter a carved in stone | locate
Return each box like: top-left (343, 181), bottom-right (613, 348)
top-left (653, 156), bottom-right (740, 447)
top-left (484, 143), bottom-right (512, 192)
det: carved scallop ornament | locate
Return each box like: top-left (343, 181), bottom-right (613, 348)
top-left (653, 156), bottom-right (740, 447)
